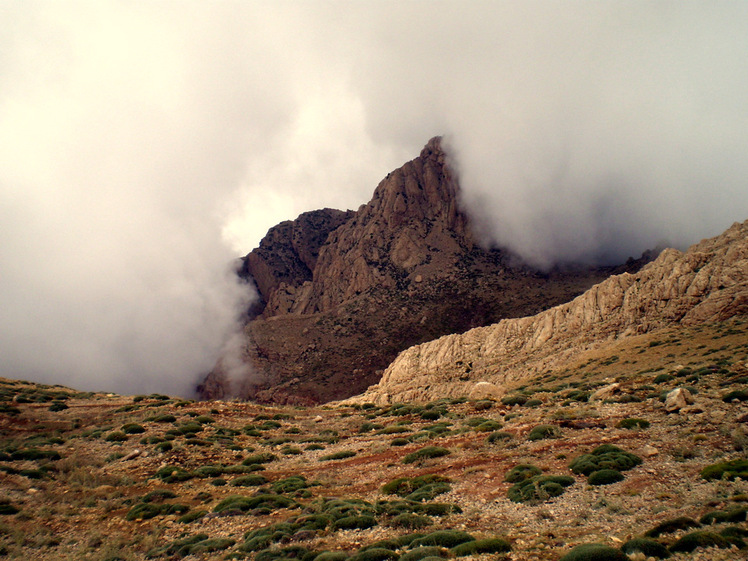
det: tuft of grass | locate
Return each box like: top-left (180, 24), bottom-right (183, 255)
top-left (527, 424), bottom-right (561, 441)
top-left (617, 418), bottom-right (650, 430)
top-left (402, 446), bottom-right (450, 464)
top-left (558, 543), bottom-right (628, 561)
top-left (700, 458), bottom-right (748, 481)
top-left (320, 450), bottom-right (356, 461)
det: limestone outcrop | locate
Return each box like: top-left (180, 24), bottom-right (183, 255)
top-left (349, 220), bottom-right (748, 404)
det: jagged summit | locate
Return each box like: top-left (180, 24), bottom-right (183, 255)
top-left (200, 139), bottom-right (648, 403)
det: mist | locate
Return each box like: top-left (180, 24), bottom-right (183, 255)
top-left (2, 2), bottom-right (747, 394)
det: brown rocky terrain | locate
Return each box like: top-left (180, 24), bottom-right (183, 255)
top-left (200, 138), bottom-right (650, 404)
top-left (348, 219), bottom-right (748, 406)
top-left (0, 312), bottom-right (746, 560)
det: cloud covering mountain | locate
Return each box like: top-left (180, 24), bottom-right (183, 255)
top-left (1, 1), bottom-right (747, 394)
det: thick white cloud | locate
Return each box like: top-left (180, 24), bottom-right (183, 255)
top-left (2, 1), bottom-right (747, 393)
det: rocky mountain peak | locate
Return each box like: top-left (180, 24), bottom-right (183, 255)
top-left (200, 138), bottom-right (651, 404)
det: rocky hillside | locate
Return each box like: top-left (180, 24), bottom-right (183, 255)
top-left (349, 219), bottom-right (748, 405)
top-left (0, 318), bottom-right (747, 560)
top-left (200, 138), bottom-right (649, 404)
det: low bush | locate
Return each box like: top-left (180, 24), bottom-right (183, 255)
top-left (105, 431), bottom-right (128, 442)
top-left (348, 549), bottom-right (398, 561)
top-left (644, 517), bottom-right (701, 538)
top-left (723, 389), bottom-right (748, 402)
top-left (619, 538), bottom-right (670, 559)
top-left (389, 513), bottom-right (432, 529)
top-left (451, 538), bottom-right (511, 556)
top-left (331, 515), bottom-right (377, 531)
top-left (505, 464), bottom-right (542, 483)
top-left (320, 450), bottom-right (356, 461)
top-left (178, 510), bottom-right (207, 524)
top-left (507, 474), bottom-right (574, 504)
top-left (213, 494), bottom-right (298, 514)
top-left (402, 447), bottom-right (450, 464)
top-left (527, 424), bottom-right (561, 441)
top-left (700, 458), bottom-right (748, 481)
top-left (121, 423), bottom-right (146, 434)
top-left (669, 531), bottom-right (731, 553)
top-left (486, 431), bottom-right (513, 443)
top-left (559, 543), bottom-right (628, 561)
top-left (243, 452), bottom-right (278, 466)
top-left (700, 507), bottom-right (747, 524)
top-left (617, 418), bottom-right (650, 429)
top-left (231, 474), bottom-right (268, 487)
top-left (154, 466), bottom-right (192, 483)
top-left (399, 547), bottom-right (443, 561)
top-left (587, 469), bottom-right (624, 486)
top-left (501, 395), bottom-right (527, 406)
top-left (410, 530), bottom-right (475, 549)
top-left (313, 553), bottom-right (349, 561)
top-left (569, 444), bottom-right (642, 476)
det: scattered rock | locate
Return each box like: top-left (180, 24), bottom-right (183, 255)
top-left (590, 383), bottom-right (621, 401)
top-left (665, 388), bottom-right (695, 412)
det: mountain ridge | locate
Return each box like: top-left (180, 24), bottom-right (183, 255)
top-left (347, 218), bottom-right (748, 405)
top-left (200, 138), bottom-right (653, 404)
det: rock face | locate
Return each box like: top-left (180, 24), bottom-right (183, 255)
top-left (348, 219), bottom-right (748, 404)
top-left (200, 137), bottom-right (651, 404)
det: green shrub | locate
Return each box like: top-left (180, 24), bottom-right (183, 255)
top-left (700, 458), bottom-right (748, 481)
top-left (192, 465), bottom-right (224, 478)
top-left (348, 548), bottom-right (398, 561)
top-left (654, 374), bottom-right (674, 384)
top-left (391, 438), bottom-right (409, 447)
top-left (142, 489), bottom-right (177, 502)
top-left (617, 418), bottom-right (650, 429)
top-left (105, 431), bottom-right (128, 442)
top-left (587, 469), bottom-right (624, 486)
top-left (320, 450), bottom-right (356, 461)
top-left (527, 424), bottom-right (561, 441)
top-left (331, 515), bottom-right (377, 530)
top-left (48, 401), bottom-right (68, 412)
top-left (507, 475), bottom-right (574, 504)
top-left (669, 531), bottom-right (731, 553)
top-left (231, 474), bottom-right (268, 487)
top-left (10, 448), bottom-right (61, 461)
top-left (146, 533), bottom-right (210, 558)
top-left (213, 494), bottom-right (298, 514)
top-left (501, 395), bottom-right (527, 406)
top-left (559, 543), bottom-right (628, 561)
top-left (619, 538), bottom-right (670, 559)
top-left (243, 452), bottom-right (278, 466)
top-left (402, 447), bottom-right (450, 464)
top-left (644, 517), bottom-right (701, 538)
top-left (155, 441), bottom-right (172, 453)
top-left (126, 502), bottom-right (188, 521)
top-left (419, 503), bottom-right (462, 516)
top-left (473, 400), bottom-right (493, 411)
top-left (153, 414), bottom-right (176, 423)
top-left (505, 464), bottom-right (542, 483)
top-left (487, 431), bottom-right (513, 443)
top-left (524, 399), bottom-right (543, 408)
top-left (177, 510), bottom-right (207, 523)
top-left (154, 466), bottom-right (192, 483)
top-left (723, 389), bottom-right (748, 402)
top-left (410, 530), bottom-right (475, 549)
top-left (474, 420), bottom-right (503, 432)
top-left (122, 423), bottom-right (146, 434)
top-left (272, 475), bottom-right (312, 495)
top-left (451, 538), bottom-right (511, 556)
top-left (700, 507), bottom-right (747, 524)
top-left (381, 475), bottom-right (451, 497)
top-left (314, 553), bottom-right (349, 561)
top-left (569, 445), bottom-right (642, 476)
top-left (399, 547), bottom-right (444, 561)
top-left (0, 503), bottom-right (19, 516)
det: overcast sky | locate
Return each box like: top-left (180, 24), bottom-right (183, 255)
top-left (2, 1), bottom-right (747, 395)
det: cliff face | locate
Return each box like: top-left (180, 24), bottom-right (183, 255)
top-left (200, 137), bottom-right (650, 404)
top-left (348, 219), bottom-right (748, 405)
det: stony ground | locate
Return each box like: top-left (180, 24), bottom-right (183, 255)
top-left (0, 319), bottom-right (747, 560)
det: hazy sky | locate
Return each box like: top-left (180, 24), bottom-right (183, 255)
top-left (2, 1), bottom-right (747, 395)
